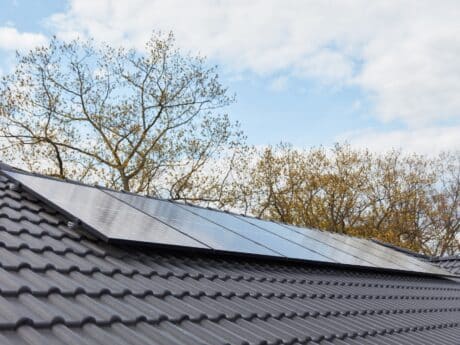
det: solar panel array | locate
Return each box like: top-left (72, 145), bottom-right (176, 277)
top-left (4, 169), bottom-right (451, 276)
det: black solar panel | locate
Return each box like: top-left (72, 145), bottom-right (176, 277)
top-left (281, 222), bottom-right (434, 272)
top-left (234, 214), bottom-right (376, 267)
top-left (106, 191), bottom-right (277, 256)
top-left (5, 171), bottom-right (206, 248)
top-left (3, 169), bottom-right (452, 276)
top-left (175, 202), bottom-right (330, 262)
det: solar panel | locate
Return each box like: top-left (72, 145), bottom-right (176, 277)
top-left (3, 169), bottom-right (452, 276)
top-left (335, 234), bottom-right (438, 273)
top-left (232, 214), bottom-right (447, 275)
top-left (234, 215), bottom-right (447, 274)
top-left (106, 191), bottom-right (278, 256)
top-left (4, 171), bottom-right (206, 248)
top-left (281, 223), bottom-right (441, 274)
top-left (175, 203), bottom-right (331, 262)
top-left (235, 215), bottom-right (379, 267)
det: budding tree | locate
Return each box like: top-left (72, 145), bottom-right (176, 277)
top-left (0, 33), bottom-right (243, 198)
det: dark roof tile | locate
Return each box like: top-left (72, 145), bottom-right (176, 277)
top-left (0, 173), bottom-right (459, 344)
top-left (432, 256), bottom-right (460, 275)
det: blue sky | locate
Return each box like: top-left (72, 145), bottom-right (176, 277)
top-left (0, 0), bottom-right (459, 153)
top-left (227, 76), bottom-right (373, 147)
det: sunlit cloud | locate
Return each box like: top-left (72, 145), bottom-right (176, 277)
top-left (0, 26), bottom-right (47, 51)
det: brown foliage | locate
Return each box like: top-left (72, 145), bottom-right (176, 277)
top-left (225, 144), bottom-right (459, 256)
top-left (0, 34), bottom-right (457, 256)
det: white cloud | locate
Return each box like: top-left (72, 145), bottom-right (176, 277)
top-left (295, 49), bottom-right (354, 84)
top-left (47, 0), bottom-right (460, 129)
top-left (0, 27), bottom-right (47, 51)
top-left (340, 126), bottom-right (460, 155)
top-left (45, 0), bottom-right (460, 152)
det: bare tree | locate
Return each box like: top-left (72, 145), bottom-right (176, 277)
top-left (0, 32), bottom-right (243, 198)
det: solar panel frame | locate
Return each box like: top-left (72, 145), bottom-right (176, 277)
top-left (2, 168), bottom-right (454, 277)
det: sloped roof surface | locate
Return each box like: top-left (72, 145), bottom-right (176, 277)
top-left (433, 256), bottom-right (460, 275)
top-left (5, 168), bottom-right (449, 276)
top-left (0, 173), bottom-right (460, 345)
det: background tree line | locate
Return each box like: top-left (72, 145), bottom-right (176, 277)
top-left (0, 33), bottom-right (458, 256)
top-left (217, 144), bottom-right (459, 256)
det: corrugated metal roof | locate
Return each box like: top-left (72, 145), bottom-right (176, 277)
top-left (0, 172), bottom-right (459, 345)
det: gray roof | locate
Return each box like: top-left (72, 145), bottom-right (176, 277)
top-left (432, 256), bottom-right (460, 275)
top-left (0, 172), bottom-right (459, 345)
